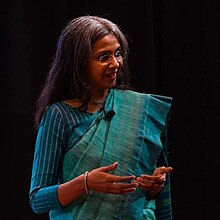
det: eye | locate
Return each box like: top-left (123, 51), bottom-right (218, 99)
top-left (115, 50), bottom-right (126, 59)
top-left (115, 50), bottom-right (122, 57)
top-left (99, 54), bottom-right (111, 62)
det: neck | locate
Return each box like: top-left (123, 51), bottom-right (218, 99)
top-left (89, 89), bottom-right (109, 106)
top-left (89, 100), bottom-right (105, 106)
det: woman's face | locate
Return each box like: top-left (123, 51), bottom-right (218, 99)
top-left (87, 34), bottom-right (123, 95)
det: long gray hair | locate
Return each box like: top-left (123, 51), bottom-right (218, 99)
top-left (34, 15), bottom-right (131, 129)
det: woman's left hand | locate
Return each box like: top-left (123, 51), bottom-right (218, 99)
top-left (134, 166), bottom-right (172, 197)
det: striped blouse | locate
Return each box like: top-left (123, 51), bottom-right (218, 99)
top-left (29, 102), bottom-right (99, 214)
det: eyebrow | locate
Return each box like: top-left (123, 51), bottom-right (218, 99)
top-left (94, 47), bottom-right (122, 56)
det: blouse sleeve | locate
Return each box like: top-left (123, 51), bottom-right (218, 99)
top-left (29, 104), bottom-right (66, 214)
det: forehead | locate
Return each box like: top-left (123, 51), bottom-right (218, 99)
top-left (92, 34), bottom-right (120, 52)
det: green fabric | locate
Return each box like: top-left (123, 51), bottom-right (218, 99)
top-left (51, 89), bottom-right (172, 220)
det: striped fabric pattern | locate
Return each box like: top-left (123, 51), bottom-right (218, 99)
top-left (29, 102), bottom-right (99, 213)
top-left (29, 89), bottom-right (173, 220)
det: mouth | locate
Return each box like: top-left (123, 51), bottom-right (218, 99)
top-left (105, 72), bottom-right (117, 80)
top-left (105, 69), bottom-right (118, 80)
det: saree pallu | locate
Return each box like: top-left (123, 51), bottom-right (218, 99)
top-left (50, 89), bottom-right (173, 220)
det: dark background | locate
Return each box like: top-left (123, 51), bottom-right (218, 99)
top-left (2, 0), bottom-right (220, 219)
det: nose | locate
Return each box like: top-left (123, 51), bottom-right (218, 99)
top-left (108, 55), bottom-right (121, 68)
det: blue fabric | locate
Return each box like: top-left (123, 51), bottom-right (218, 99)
top-left (51, 89), bottom-right (173, 220)
top-left (29, 102), bottom-right (99, 214)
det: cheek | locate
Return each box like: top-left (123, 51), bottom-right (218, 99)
top-left (87, 63), bottom-right (105, 82)
top-left (88, 62), bottom-right (105, 77)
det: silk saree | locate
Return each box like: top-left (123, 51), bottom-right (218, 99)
top-left (50, 89), bottom-right (173, 220)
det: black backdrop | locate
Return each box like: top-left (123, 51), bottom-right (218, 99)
top-left (2, 1), bottom-right (220, 219)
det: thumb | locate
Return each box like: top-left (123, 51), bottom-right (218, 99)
top-left (99, 162), bottom-right (118, 173)
top-left (154, 166), bottom-right (173, 175)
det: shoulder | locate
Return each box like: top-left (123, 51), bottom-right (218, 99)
top-left (41, 102), bottom-right (76, 126)
top-left (45, 102), bottom-right (70, 118)
top-left (44, 102), bottom-right (92, 125)
top-left (48, 101), bottom-right (69, 111)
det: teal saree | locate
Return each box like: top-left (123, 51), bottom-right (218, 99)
top-left (50, 89), bottom-right (172, 220)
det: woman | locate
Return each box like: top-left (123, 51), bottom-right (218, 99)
top-left (29, 15), bottom-right (173, 219)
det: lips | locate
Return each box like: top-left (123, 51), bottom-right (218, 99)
top-left (105, 69), bottom-right (118, 80)
top-left (105, 72), bottom-right (117, 80)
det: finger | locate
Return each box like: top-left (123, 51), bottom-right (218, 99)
top-left (164, 167), bottom-right (173, 173)
top-left (95, 181), bottom-right (138, 195)
top-left (112, 175), bottom-right (136, 183)
top-left (158, 174), bottom-right (166, 181)
top-left (113, 182), bottom-right (138, 189)
top-left (109, 182), bottom-right (138, 194)
top-left (154, 167), bottom-right (173, 175)
top-left (98, 162), bottom-right (118, 173)
top-left (135, 180), bottom-right (152, 187)
top-left (137, 176), bottom-right (165, 184)
top-left (139, 175), bottom-right (164, 182)
top-left (134, 177), bottom-right (153, 186)
top-left (136, 180), bottom-right (164, 189)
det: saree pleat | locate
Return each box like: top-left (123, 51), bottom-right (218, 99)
top-left (51, 89), bottom-right (172, 220)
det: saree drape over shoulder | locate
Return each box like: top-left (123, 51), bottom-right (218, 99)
top-left (50, 89), bottom-right (173, 220)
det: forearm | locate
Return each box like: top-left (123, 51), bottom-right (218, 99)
top-left (58, 174), bottom-right (86, 207)
top-left (30, 174), bottom-right (86, 213)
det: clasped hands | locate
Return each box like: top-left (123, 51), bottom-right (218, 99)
top-left (86, 162), bottom-right (172, 196)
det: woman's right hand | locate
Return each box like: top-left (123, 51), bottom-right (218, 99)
top-left (87, 162), bottom-right (138, 194)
